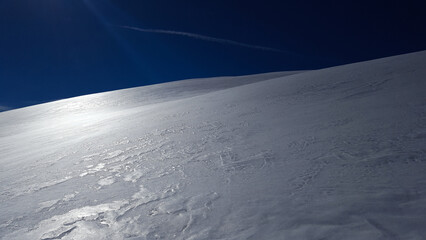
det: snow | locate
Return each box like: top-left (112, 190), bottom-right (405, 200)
top-left (0, 51), bottom-right (426, 239)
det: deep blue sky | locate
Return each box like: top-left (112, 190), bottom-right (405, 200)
top-left (1, 0), bottom-right (425, 110)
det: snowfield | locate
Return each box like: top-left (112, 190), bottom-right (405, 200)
top-left (1, 51), bottom-right (426, 239)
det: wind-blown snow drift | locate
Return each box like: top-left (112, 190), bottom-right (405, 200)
top-left (0, 51), bottom-right (425, 239)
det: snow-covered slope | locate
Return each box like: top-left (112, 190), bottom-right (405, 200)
top-left (0, 51), bottom-right (425, 239)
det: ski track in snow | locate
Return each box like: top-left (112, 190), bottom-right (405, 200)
top-left (1, 52), bottom-right (426, 239)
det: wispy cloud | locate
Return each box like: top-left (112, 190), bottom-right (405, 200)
top-left (117, 25), bottom-right (284, 53)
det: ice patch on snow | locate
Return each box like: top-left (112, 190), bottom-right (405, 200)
top-left (97, 176), bottom-right (115, 186)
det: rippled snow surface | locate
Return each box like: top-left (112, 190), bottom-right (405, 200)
top-left (1, 52), bottom-right (426, 239)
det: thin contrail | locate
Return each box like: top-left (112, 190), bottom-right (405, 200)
top-left (117, 25), bottom-right (284, 53)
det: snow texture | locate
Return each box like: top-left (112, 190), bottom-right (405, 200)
top-left (0, 51), bottom-right (426, 239)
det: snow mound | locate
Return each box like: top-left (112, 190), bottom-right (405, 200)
top-left (0, 51), bottom-right (425, 239)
